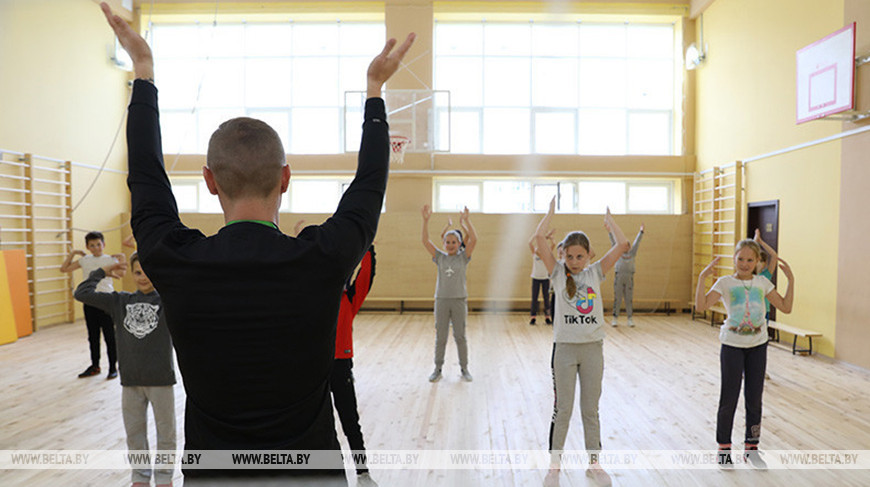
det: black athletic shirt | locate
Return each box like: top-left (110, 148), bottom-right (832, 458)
top-left (126, 80), bottom-right (388, 474)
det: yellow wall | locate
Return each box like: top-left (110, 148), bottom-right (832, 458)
top-left (835, 0), bottom-right (870, 369)
top-left (0, 0), bottom-right (131, 320)
top-left (695, 0), bottom-right (847, 357)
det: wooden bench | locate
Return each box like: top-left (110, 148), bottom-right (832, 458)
top-left (768, 320), bottom-right (822, 355)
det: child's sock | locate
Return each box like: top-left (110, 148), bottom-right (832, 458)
top-left (717, 445), bottom-right (733, 469)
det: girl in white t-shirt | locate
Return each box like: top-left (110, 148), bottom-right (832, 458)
top-left (695, 239), bottom-right (794, 469)
top-left (528, 229), bottom-right (555, 325)
top-left (534, 199), bottom-right (629, 487)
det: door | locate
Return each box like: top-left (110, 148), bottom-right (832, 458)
top-left (747, 200), bottom-right (779, 321)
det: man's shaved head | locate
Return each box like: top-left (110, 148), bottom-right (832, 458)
top-left (206, 117), bottom-right (286, 199)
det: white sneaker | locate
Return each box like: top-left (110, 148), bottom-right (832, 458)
top-left (627, 318), bottom-right (635, 327)
top-left (428, 369), bottom-right (442, 382)
top-left (461, 369), bottom-right (473, 382)
top-left (611, 317), bottom-right (619, 327)
top-left (357, 471), bottom-right (379, 487)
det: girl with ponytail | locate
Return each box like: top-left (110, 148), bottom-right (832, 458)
top-left (534, 198), bottom-right (629, 487)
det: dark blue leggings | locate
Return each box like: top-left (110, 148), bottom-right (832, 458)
top-left (717, 342), bottom-right (767, 446)
top-left (531, 279), bottom-right (550, 317)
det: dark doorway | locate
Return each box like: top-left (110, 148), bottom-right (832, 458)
top-left (747, 200), bottom-right (779, 321)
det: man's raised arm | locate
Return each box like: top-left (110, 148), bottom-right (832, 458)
top-left (101, 2), bottom-right (184, 259)
top-left (323, 34), bottom-right (416, 264)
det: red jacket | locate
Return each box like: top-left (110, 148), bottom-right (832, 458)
top-left (335, 246), bottom-right (375, 359)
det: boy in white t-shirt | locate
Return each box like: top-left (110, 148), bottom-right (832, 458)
top-left (61, 231), bottom-right (125, 379)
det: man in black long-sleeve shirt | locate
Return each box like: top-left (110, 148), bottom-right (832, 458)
top-left (101, 3), bottom-right (415, 482)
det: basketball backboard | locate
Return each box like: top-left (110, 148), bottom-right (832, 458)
top-left (796, 23), bottom-right (856, 124)
top-left (344, 89), bottom-right (451, 153)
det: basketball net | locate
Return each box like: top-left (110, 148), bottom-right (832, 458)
top-left (389, 135), bottom-right (410, 164)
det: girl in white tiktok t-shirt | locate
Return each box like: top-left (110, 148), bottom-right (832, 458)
top-left (533, 199), bottom-right (630, 487)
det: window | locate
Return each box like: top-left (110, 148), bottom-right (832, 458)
top-left (434, 179), bottom-right (675, 214)
top-left (434, 21), bottom-right (678, 156)
top-left (152, 21), bottom-right (385, 156)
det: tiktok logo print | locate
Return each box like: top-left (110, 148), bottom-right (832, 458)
top-left (562, 279), bottom-right (599, 325)
top-left (574, 287), bottom-right (596, 314)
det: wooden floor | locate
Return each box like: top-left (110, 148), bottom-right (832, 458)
top-left (2, 313), bottom-right (869, 486)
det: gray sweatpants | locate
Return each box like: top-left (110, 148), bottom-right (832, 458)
top-left (122, 385), bottom-right (176, 485)
top-left (433, 297), bottom-right (468, 369)
top-left (548, 341), bottom-right (604, 458)
top-left (612, 271), bottom-right (634, 318)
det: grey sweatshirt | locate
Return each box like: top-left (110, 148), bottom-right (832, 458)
top-left (74, 269), bottom-right (176, 387)
top-left (610, 230), bottom-right (644, 274)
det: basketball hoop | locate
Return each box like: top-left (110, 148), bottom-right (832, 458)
top-left (389, 135), bottom-right (410, 164)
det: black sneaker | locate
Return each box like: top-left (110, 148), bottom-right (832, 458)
top-left (107, 370), bottom-right (118, 380)
top-left (717, 448), bottom-right (733, 469)
top-left (529, 318), bottom-right (536, 325)
top-left (78, 365), bottom-right (101, 378)
top-left (745, 448), bottom-right (768, 470)
top-left (545, 317), bottom-right (552, 325)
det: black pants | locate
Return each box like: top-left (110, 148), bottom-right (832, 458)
top-left (531, 279), bottom-right (550, 317)
top-left (83, 304), bottom-right (116, 371)
top-left (329, 358), bottom-right (368, 474)
top-left (717, 342), bottom-right (767, 446)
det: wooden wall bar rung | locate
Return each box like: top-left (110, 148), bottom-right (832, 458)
top-left (0, 174), bottom-right (28, 181)
top-left (30, 165), bottom-right (70, 175)
top-left (32, 190), bottom-right (68, 198)
top-left (35, 289), bottom-right (68, 296)
top-left (37, 311), bottom-right (68, 321)
top-left (33, 216), bottom-right (70, 221)
top-left (0, 159), bottom-right (27, 168)
top-left (34, 276), bottom-right (68, 284)
top-left (31, 177), bottom-right (70, 186)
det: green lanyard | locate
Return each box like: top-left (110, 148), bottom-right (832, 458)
top-left (225, 219), bottom-right (279, 230)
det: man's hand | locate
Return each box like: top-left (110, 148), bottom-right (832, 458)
top-left (100, 2), bottom-right (154, 80)
top-left (367, 33), bottom-right (416, 98)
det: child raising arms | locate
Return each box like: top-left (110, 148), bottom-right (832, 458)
top-left (421, 204), bottom-right (477, 383)
top-left (535, 199), bottom-right (629, 487)
top-left (695, 239), bottom-right (794, 468)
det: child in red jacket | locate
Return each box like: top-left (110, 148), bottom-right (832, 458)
top-left (331, 245), bottom-right (378, 487)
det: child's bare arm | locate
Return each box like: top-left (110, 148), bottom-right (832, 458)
top-left (459, 207), bottom-right (478, 257)
top-left (60, 250), bottom-right (85, 273)
top-left (440, 217), bottom-right (452, 241)
top-left (598, 208), bottom-right (630, 274)
top-left (754, 229), bottom-right (778, 274)
top-left (766, 258), bottom-right (794, 313)
top-left (421, 205), bottom-right (438, 258)
top-left (534, 198), bottom-right (557, 275)
top-left (695, 257), bottom-right (722, 312)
